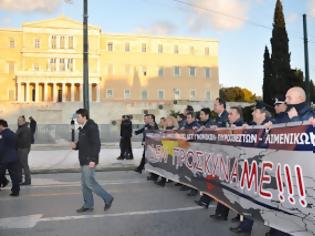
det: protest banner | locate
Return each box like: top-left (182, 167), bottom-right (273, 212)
top-left (145, 122), bottom-right (315, 235)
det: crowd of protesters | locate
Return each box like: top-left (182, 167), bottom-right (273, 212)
top-left (131, 86), bottom-right (315, 236)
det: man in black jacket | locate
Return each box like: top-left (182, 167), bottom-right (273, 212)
top-left (29, 116), bottom-right (37, 144)
top-left (71, 109), bottom-right (114, 213)
top-left (0, 119), bottom-right (20, 196)
top-left (16, 116), bottom-right (32, 185)
top-left (117, 115), bottom-right (133, 160)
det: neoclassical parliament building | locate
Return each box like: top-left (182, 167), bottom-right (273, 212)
top-left (0, 16), bottom-right (219, 104)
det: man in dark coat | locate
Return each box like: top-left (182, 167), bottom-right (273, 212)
top-left (117, 115), bottom-right (133, 160)
top-left (134, 114), bottom-right (159, 174)
top-left (71, 109), bottom-right (113, 213)
top-left (16, 116), bottom-right (32, 185)
top-left (0, 119), bottom-right (20, 196)
top-left (284, 87), bottom-right (314, 122)
top-left (29, 116), bottom-right (37, 144)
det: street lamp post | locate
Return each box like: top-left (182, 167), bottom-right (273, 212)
top-left (83, 0), bottom-right (90, 114)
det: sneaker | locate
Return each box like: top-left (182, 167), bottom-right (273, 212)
top-left (104, 198), bottom-right (114, 211)
top-left (76, 207), bottom-right (93, 213)
top-left (9, 192), bottom-right (19, 197)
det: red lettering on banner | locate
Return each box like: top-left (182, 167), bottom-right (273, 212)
top-left (276, 163), bottom-right (285, 203)
top-left (240, 160), bottom-right (258, 192)
top-left (186, 150), bottom-right (194, 170)
top-left (285, 164), bottom-right (295, 205)
top-left (195, 151), bottom-right (204, 173)
top-left (205, 153), bottom-right (212, 176)
top-left (219, 157), bottom-right (230, 182)
top-left (230, 159), bottom-right (239, 184)
top-left (259, 161), bottom-right (273, 199)
top-left (295, 165), bottom-right (307, 207)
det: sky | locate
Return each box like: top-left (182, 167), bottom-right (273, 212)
top-left (0, 0), bottom-right (314, 96)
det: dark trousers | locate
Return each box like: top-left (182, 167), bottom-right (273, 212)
top-left (200, 194), bottom-right (212, 206)
top-left (239, 218), bottom-right (254, 232)
top-left (215, 202), bottom-right (230, 219)
top-left (17, 148), bottom-right (31, 184)
top-left (0, 162), bottom-right (21, 194)
top-left (120, 137), bottom-right (133, 159)
top-left (137, 149), bottom-right (146, 171)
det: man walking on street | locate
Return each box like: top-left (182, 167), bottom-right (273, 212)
top-left (71, 108), bottom-right (114, 213)
top-left (29, 116), bottom-right (37, 144)
top-left (17, 116), bottom-right (32, 185)
top-left (0, 119), bottom-right (20, 196)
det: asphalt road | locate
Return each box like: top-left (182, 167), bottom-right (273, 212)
top-left (0, 171), bottom-right (269, 236)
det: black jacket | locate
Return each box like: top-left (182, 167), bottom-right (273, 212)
top-left (30, 119), bottom-right (37, 134)
top-left (199, 118), bottom-right (212, 128)
top-left (230, 119), bottom-right (244, 127)
top-left (120, 120), bottom-right (132, 138)
top-left (0, 128), bottom-right (18, 164)
top-left (75, 119), bottom-right (101, 166)
top-left (135, 123), bottom-right (158, 142)
top-left (184, 120), bottom-right (201, 129)
top-left (16, 124), bottom-right (32, 149)
top-left (216, 110), bottom-right (229, 127)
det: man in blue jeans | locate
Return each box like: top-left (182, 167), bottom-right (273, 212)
top-left (71, 108), bottom-right (114, 213)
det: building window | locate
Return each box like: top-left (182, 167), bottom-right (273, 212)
top-left (205, 67), bottom-right (211, 78)
top-left (9, 38), bottom-right (15, 48)
top-left (158, 90), bottom-right (165, 100)
top-left (106, 89), bottom-right (113, 98)
top-left (33, 64), bottom-right (39, 71)
top-left (50, 58), bottom-right (56, 71)
top-left (190, 46), bottom-right (195, 55)
top-left (189, 67), bottom-right (196, 77)
top-left (124, 89), bottom-right (131, 99)
top-left (173, 88), bottom-right (180, 100)
top-left (51, 35), bottom-right (57, 49)
top-left (174, 45), bottom-right (179, 54)
top-left (60, 36), bottom-right (65, 49)
top-left (68, 36), bottom-right (74, 49)
top-left (205, 47), bottom-right (210, 56)
top-left (34, 39), bottom-right (40, 48)
top-left (158, 67), bottom-right (164, 77)
top-left (8, 62), bottom-right (14, 73)
top-left (141, 90), bottom-right (148, 100)
top-left (107, 42), bottom-right (113, 52)
top-left (158, 44), bottom-right (163, 54)
top-left (67, 59), bottom-right (73, 71)
top-left (190, 89), bottom-right (196, 100)
top-left (60, 59), bottom-right (65, 71)
top-left (205, 91), bottom-right (211, 101)
top-left (174, 66), bottom-right (180, 77)
top-left (141, 43), bottom-right (147, 53)
top-left (142, 66), bottom-right (147, 76)
top-left (125, 42), bottom-right (130, 52)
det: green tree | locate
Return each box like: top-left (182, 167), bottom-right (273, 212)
top-left (220, 87), bottom-right (256, 102)
top-left (262, 46), bottom-right (273, 105)
top-left (270, 0), bottom-right (292, 97)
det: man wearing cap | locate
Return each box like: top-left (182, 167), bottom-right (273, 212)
top-left (273, 96), bottom-right (289, 124)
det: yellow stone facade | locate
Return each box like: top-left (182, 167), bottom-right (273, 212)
top-left (0, 16), bottom-right (219, 103)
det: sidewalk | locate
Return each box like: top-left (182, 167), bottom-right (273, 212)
top-left (29, 142), bottom-right (143, 173)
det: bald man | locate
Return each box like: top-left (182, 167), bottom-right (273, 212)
top-left (285, 87), bottom-right (314, 122)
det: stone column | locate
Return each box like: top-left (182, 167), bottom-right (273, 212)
top-left (62, 83), bottom-right (66, 102)
top-left (44, 82), bottom-right (48, 102)
top-left (80, 83), bottom-right (83, 102)
top-left (71, 83), bottom-right (75, 102)
top-left (96, 84), bottom-right (100, 102)
top-left (35, 82), bottom-right (39, 102)
top-left (25, 82), bottom-right (30, 102)
top-left (53, 83), bottom-right (58, 102)
top-left (17, 82), bottom-right (21, 102)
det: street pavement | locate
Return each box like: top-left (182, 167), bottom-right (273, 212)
top-left (28, 143), bottom-right (143, 173)
top-left (0, 171), bottom-right (270, 236)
